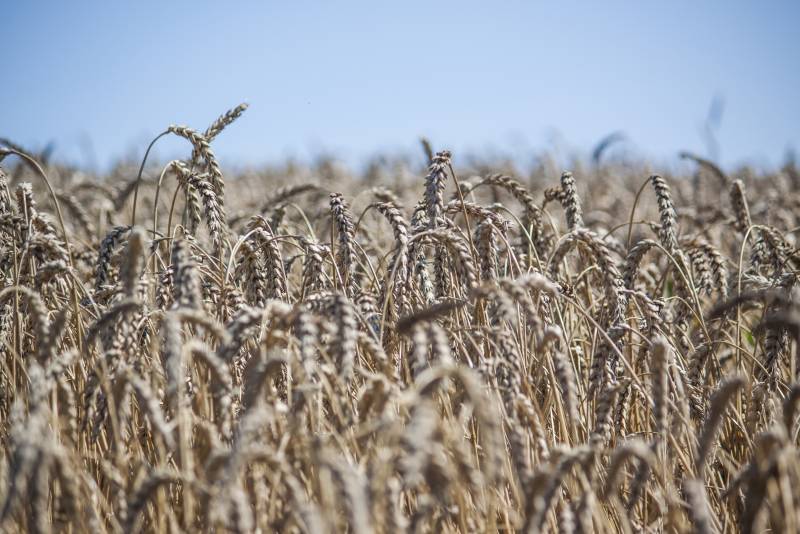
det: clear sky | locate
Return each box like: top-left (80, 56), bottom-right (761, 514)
top-left (2, 1), bottom-right (798, 171)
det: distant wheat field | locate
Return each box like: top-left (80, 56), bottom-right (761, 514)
top-left (0, 104), bottom-right (799, 533)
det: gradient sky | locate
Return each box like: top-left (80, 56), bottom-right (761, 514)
top-left (2, 1), bottom-right (799, 171)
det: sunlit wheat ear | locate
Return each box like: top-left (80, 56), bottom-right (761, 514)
top-left (203, 102), bottom-right (249, 142)
top-left (750, 224), bottom-right (791, 273)
top-left (591, 380), bottom-right (623, 447)
top-left (475, 219), bottom-right (499, 281)
top-left (292, 309), bottom-right (320, 383)
top-left (329, 192), bottom-right (358, 298)
top-left (755, 283), bottom-right (796, 399)
top-left (161, 312), bottom-right (184, 414)
top-left (473, 173), bottom-right (546, 255)
top-left (167, 125), bottom-right (225, 204)
top-left (155, 263), bottom-right (175, 311)
top-left (423, 151), bottom-right (451, 229)
top-left (542, 184), bottom-right (566, 210)
top-left (14, 181), bottom-right (37, 219)
top-left (216, 301), bottom-right (291, 366)
top-left (300, 238), bottom-right (330, 295)
top-left (243, 216), bottom-right (287, 300)
top-left (444, 198), bottom-right (508, 230)
top-left (549, 228), bottom-right (625, 321)
top-left (745, 382), bottom-right (774, 438)
top-left (399, 397), bottom-right (438, 488)
top-left (354, 334), bottom-right (390, 383)
top-left (31, 259), bottom-right (69, 288)
top-left (235, 238), bottom-right (269, 307)
top-left (355, 289), bottom-right (381, 338)
top-left (170, 162), bottom-right (226, 247)
top-left (545, 326), bottom-right (579, 427)
top-left (0, 286), bottom-right (51, 362)
top-left (474, 281), bottom-right (516, 328)
top-left (84, 299), bottom-right (141, 354)
top-left (406, 201), bottom-right (434, 302)
top-left (494, 328), bottom-right (525, 412)
top-left (326, 293), bottom-right (358, 383)
top-left (622, 238), bottom-right (659, 294)
top-left (730, 179), bottom-right (752, 234)
top-left (494, 278), bottom-right (540, 338)
top-left (171, 238), bottom-right (203, 310)
top-left (685, 238), bottom-right (729, 299)
top-left (651, 336), bottom-right (670, 440)
top-left (0, 166), bottom-right (11, 209)
top-left (507, 417), bottom-right (533, 492)
top-left (421, 151), bottom-right (455, 302)
top-left (408, 323), bottom-right (430, 378)
top-left (185, 183), bottom-right (203, 234)
top-left (550, 228), bottom-right (626, 396)
top-left (433, 242), bottom-right (453, 298)
top-left (30, 210), bottom-right (61, 240)
top-left (23, 232), bottom-right (70, 271)
top-left (559, 171), bottom-right (583, 231)
top-left (649, 174), bottom-right (678, 252)
top-left (419, 229), bottom-right (478, 291)
top-left (375, 201), bottom-right (410, 314)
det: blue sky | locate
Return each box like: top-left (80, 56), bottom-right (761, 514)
top-left (2, 1), bottom-right (798, 171)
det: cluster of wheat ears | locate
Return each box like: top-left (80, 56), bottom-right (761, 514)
top-left (0, 104), bottom-right (799, 533)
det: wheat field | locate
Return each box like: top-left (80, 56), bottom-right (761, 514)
top-left (0, 104), bottom-right (798, 533)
